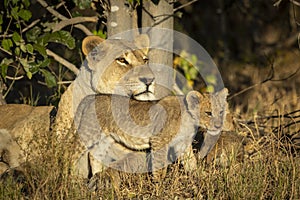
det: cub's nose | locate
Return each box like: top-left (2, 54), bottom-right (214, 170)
top-left (139, 77), bottom-right (154, 86)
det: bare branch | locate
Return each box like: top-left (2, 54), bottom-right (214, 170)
top-left (46, 49), bottom-right (79, 75)
top-left (53, 16), bottom-right (98, 32)
top-left (290, 0), bottom-right (300, 7)
top-left (273, 0), bottom-right (284, 7)
top-left (5, 75), bottom-right (24, 80)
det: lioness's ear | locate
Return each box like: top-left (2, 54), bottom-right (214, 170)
top-left (134, 34), bottom-right (150, 55)
top-left (82, 36), bottom-right (104, 56)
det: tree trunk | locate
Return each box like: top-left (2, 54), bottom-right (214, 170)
top-left (142, 0), bottom-right (174, 99)
top-left (107, 0), bottom-right (137, 40)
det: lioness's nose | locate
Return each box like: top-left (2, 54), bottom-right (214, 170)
top-left (139, 77), bottom-right (154, 86)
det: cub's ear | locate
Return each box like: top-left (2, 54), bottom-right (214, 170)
top-left (186, 91), bottom-right (202, 119)
top-left (82, 35), bottom-right (104, 56)
top-left (134, 34), bottom-right (150, 55)
top-left (216, 88), bottom-right (229, 99)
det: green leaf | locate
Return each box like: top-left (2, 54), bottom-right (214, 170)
top-left (189, 67), bottom-right (198, 80)
top-left (45, 31), bottom-right (75, 49)
top-left (26, 26), bottom-right (41, 42)
top-left (0, 14), bottom-right (2, 33)
top-left (205, 74), bottom-right (217, 85)
top-left (33, 44), bottom-right (47, 57)
top-left (20, 43), bottom-right (27, 52)
top-left (206, 85), bottom-right (215, 93)
top-left (1, 39), bottom-right (13, 51)
top-left (0, 58), bottom-right (13, 78)
top-left (38, 58), bottom-right (50, 68)
top-left (20, 58), bottom-right (33, 79)
top-left (191, 55), bottom-right (198, 65)
top-left (4, 0), bottom-right (9, 8)
top-left (27, 58), bottom-right (50, 77)
top-left (1, 64), bottom-right (8, 79)
top-left (27, 63), bottom-right (40, 74)
top-left (37, 32), bottom-right (50, 46)
top-left (40, 69), bottom-right (57, 88)
top-left (14, 47), bottom-right (20, 56)
top-left (26, 71), bottom-right (32, 79)
top-left (20, 58), bottom-right (29, 68)
top-left (18, 9), bottom-right (32, 21)
top-left (0, 58), bottom-right (13, 66)
top-left (0, 14), bottom-right (3, 25)
top-left (93, 30), bottom-right (106, 39)
top-left (12, 0), bottom-right (19, 5)
top-left (22, 0), bottom-right (30, 8)
top-left (26, 44), bottom-right (33, 54)
top-left (11, 7), bottom-right (19, 20)
top-left (12, 32), bottom-right (21, 43)
top-left (175, 11), bottom-right (183, 18)
top-left (73, 0), bottom-right (91, 9)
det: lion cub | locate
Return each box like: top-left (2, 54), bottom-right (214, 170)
top-left (74, 88), bottom-right (229, 178)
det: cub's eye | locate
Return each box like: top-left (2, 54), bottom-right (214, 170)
top-left (116, 57), bottom-right (129, 65)
top-left (205, 111), bottom-right (212, 116)
top-left (220, 110), bottom-right (224, 115)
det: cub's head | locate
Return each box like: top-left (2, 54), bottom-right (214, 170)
top-left (82, 35), bottom-right (156, 101)
top-left (186, 88), bottom-right (230, 131)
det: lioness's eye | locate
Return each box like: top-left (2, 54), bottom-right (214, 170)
top-left (143, 56), bottom-right (149, 63)
top-left (116, 57), bottom-right (129, 65)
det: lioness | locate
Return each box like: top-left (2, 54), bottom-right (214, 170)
top-left (55, 34), bottom-right (157, 136)
top-left (74, 88), bottom-right (229, 179)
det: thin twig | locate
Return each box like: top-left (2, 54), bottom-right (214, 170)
top-left (21, 19), bottom-right (41, 35)
top-left (36, 0), bottom-right (93, 35)
top-left (46, 49), bottom-right (79, 75)
top-left (228, 64), bottom-right (300, 100)
top-left (3, 67), bottom-right (21, 98)
top-left (0, 47), bottom-right (13, 56)
top-left (270, 67), bottom-right (300, 81)
top-left (143, 0), bottom-right (199, 27)
top-left (5, 75), bottom-right (24, 80)
top-left (0, 19), bottom-right (40, 38)
top-left (250, 110), bottom-right (300, 122)
top-left (57, 81), bottom-right (73, 85)
top-left (173, 0), bottom-right (200, 12)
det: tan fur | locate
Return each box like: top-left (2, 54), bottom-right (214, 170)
top-left (0, 104), bottom-right (53, 176)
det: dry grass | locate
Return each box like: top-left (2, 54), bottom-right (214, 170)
top-left (1, 50), bottom-right (300, 199)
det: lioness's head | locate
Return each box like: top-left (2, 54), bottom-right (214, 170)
top-left (82, 35), bottom-right (156, 101)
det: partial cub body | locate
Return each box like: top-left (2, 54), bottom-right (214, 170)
top-left (74, 89), bottom-right (229, 177)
